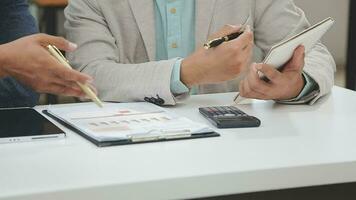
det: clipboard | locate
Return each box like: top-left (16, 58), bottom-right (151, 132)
top-left (42, 103), bottom-right (219, 147)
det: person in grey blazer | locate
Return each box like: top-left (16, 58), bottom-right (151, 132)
top-left (65, 0), bottom-right (336, 106)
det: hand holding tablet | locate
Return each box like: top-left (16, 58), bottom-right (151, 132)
top-left (235, 17), bottom-right (335, 103)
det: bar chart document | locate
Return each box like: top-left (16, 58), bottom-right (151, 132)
top-left (44, 102), bottom-right (219, 146)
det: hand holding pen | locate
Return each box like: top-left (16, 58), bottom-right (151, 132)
top-left (0, 34), bottom-right (94, 98)
top-left (180, 24), bottom-right (254, 88)
top-left (202, 22), bottom-right (254, 104)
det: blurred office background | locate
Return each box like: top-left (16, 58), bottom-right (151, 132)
top-left (28, 0), bottom-right (354, 104)
top-left (294, 0), bottom-right (350, 87)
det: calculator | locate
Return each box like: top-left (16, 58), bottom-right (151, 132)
top-left (199, 106), bottom-right (261, 129)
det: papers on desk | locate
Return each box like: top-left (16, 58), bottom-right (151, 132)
top-left (44, 103), bottom-right (219, 147)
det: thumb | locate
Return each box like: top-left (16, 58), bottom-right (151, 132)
top-left (284, 45), bottom-right (305, 72)
top-left (35, 34), bottom-right (77, 52)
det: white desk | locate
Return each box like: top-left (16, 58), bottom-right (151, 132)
top-left (1, 86), bottom-right (356, 200)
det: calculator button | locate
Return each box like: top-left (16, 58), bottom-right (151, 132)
top-left (230, 107), bottom-right (243, 112)
top-left (216, 107), bottom-right (225, 112)
top-left (224, 114), bottom-right (236, 117)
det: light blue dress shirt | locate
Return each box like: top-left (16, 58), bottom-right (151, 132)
top-left (154, 0), bottom-right (193, 95)
top-left (154, 0), bottom-right (317, 100)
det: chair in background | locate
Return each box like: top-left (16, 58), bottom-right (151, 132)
top-left (33, 0), bottom-right (68, 36)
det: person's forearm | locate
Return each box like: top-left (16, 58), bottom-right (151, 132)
top-left (181, 57), bottom-right (201, 88)
top-left (0, 44), bottom-right (8, 77)
top-left (76, 58), bottom-right (178, 105)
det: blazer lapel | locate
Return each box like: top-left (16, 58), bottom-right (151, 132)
top-left (195, 0), bottom-right (217, 47)
top-left (128, 0), bottom-right (156, 61)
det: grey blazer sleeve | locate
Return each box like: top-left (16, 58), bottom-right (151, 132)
top-left (254, 0), bottom-right (336, 104)
top-left (64, 0), bottom-right (177, 105)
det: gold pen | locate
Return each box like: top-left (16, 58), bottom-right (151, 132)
top-left (47, 45), bottom-right (104, 108)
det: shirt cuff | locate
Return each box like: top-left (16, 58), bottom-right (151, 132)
top-left (295, 72), bottom-right (318, 100)
top-left (170, 58), bottom-right (189, 95)
top-left (276, 72), bottom-right (319, 104)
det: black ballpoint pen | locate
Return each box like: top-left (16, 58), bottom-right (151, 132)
top-left (203, 12), bottom-right (252, 49)
top-left (204, 25), bottom-right (247, 49)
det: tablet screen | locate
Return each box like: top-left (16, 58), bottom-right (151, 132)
top-left (0, 108), bottom-right (64, 138)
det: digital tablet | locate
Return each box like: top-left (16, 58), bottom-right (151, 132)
top-left (263, 17), bottom-right (335, 69)
top-left (0, 108), bottom-right (65, 144)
